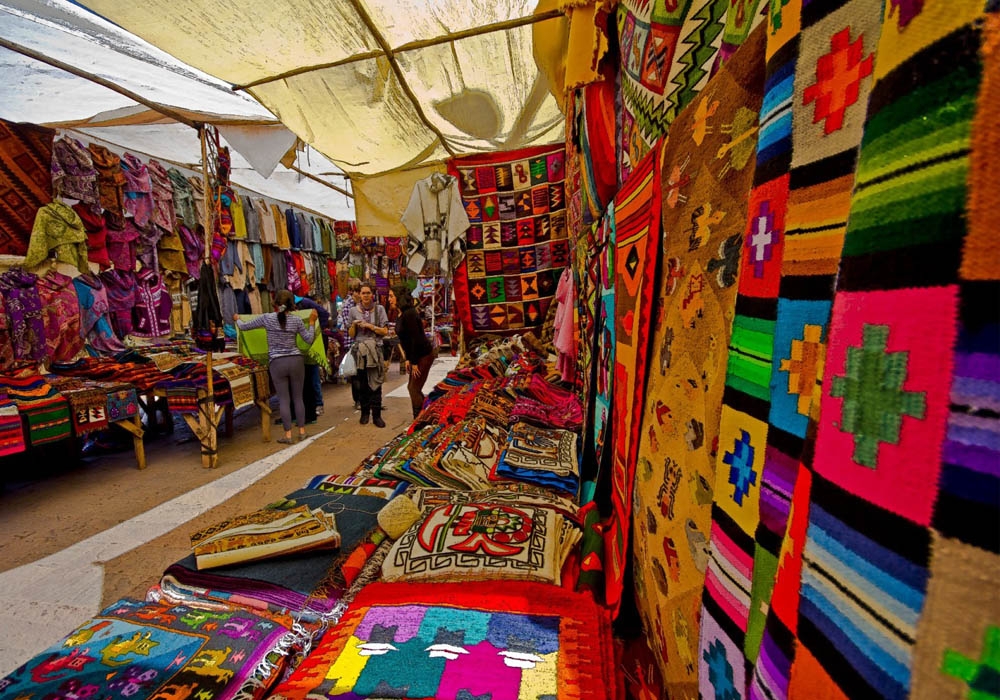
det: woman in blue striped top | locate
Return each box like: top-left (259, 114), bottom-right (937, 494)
top-left (235, 289), bottom-right (317, 443)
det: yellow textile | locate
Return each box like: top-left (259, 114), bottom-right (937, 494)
top-left (270, 203), bottom-right (290, 250)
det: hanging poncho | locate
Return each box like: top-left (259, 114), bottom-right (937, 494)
top-left (0, 268), bottom-right (47, 361)
top-left (51, 137), bottom-right (99, 207)
top-left (24, 201), bottom-right (89, 273)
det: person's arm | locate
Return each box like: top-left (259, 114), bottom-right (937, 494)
top-left (234, 313), bottom-right (266, 331)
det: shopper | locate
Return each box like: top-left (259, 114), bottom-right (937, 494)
top-left (340, 278), bottom-right (362, 410)
top-left (391, 283), bottom-right (437, 418)
top-left (347, 281), bottom-right (389, 427)
top-left (234, 289), bottom-right (317, 444)
top-left (294, 293), bottom-right (331, 414)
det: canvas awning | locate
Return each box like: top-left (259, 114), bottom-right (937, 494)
top-left (73, 0), bottom-right (567, 178)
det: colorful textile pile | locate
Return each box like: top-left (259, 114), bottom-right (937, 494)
top-left (496, 422), bottom-right (580, 495)
top-left (0, 119), bottom-right (53, 256)
top-left (161, 489), bottom-right (390, 621)
top-left (0, 597), bottom-right (295, 700)
top-left (269, 581), bottom-right (619, 700)
top-left (629, 25), bottom-right (766, 695)
top-left (0, 374), bottom-right (71, 446)
top-left (0, 393), bottom-right (25, 457)
top-left (44, 375), bottom-right (112, 434)
top-left (449, 145), bottom-right (571, 335)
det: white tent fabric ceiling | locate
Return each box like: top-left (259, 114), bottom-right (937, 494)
top-left (0, 0), bottom-right (354, 220)
top-left (72, 0), bottom-right (567, 177)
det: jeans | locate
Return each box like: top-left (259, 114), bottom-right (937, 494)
top-left (306, 363), bottom-right (323, 407)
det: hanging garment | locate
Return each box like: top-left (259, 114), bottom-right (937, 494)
top-left (193, 261), bottom-right (223, 332)
top-left (73, 273), bottom-right (125, 355)
top-left (51, 137), bottom-right (100, 207)
top-left (157, 227), bottom-right (188, 274)
top-left (177, 223), bottom-right (204, 279)
top-left (320, 219), bottom-right (335, 256)
top-left (255, 198), bottom-right (277, 244)
top-left (135, 220), bottom-right (163, 272)
top-left (0, 119), bottom-right (53, 257)
top-left (132, 268), bottom-right (172, 337)
top-left (247, 241), bottom-right (265, 284)
top-left (229, 192), bottom-right (247, 238)
top-left (242, 195), bottom-right (260, 242)
top-left (72, 201), bottom-right (111, 269)
top-left (553, 267), bottom-right (577, 384)
top-left (271, 203), bottom-right (290, 249)
top-left (0, 268), bottom-right (47, 361)
top-left (87, 143), bottom-right (127, 227)
top-left (106, 217), bottom-right (141, 272)
top-left (0, 293), bottom-right (17, 372)
top-left (163, 270), bottom-right (190, 337)
top-left (286, 250), bottom-right (302, 293)
top-left (186, 175), bottom-right (206, 226)
top-left (147, 159), bottom-right (176, 233)
top-left (297, 211), bottom-right (313, 250)
top-left (309, 216), bottom-right (322, 252)
top-left (37, 270), bottom-right (83, 363)
top-left (285, 207), bottom-right (302, 249)
top-left (24, 201), bottom-right (89, 273)
top-left (99, 268), bottom-right (137, 338)
top-left (219, 239), bottom-right (244, 279)
top-left (167, 167), bottom-right (197, 229)
top-left (400, 172), bottom-right (470, 273)
top-left (121, 153), bottom-right (153, 227)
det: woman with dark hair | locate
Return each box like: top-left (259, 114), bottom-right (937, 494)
top-left (235, 289), bottom-right (317, 443)
top-left (348, 281), bottom-right (389, 426)
top-left (390, 283), bottom-right (436, 418)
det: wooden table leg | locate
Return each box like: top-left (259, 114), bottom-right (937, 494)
top-left (114, 415), bottom-right (146, 470)
top-left (256, 400), bottom-right (272, 442)
top-left (181, 393), bottom-right (222, 468)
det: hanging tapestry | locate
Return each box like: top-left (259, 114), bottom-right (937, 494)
top-left (449, 144), bottom-right (570, 335)
top-left (628, 25), bottom-right (766, 694)
top-left (592, 209), bottom-right (616, 474)
top-left (382, 501), bottom-right (564, 585)
top-left (604, 140), bottom-right (663, 614)
top-left (697, 0), bottom-right (887, 694)
top-left (0, 597), bottom-right (294, 700)
top-left (616, 0), bottom-right (767, 183)
top-left (269, 581), bottom-right (619, 700)
top-left (0, 119), bottom-right (52, 256)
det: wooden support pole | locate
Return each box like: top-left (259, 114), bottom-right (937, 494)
top-left (257, 399), bottom-right (272, 442)
top-left (114, 415), bottom-right (146, 470)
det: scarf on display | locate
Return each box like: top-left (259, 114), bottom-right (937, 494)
top-left (0, 118), bottom-right (52, 256)
top-left (88, 143), bottom-right (127, 226)
top-left (51, 136), bottom-right (99, 206)
top-left (121, 152), bottom-right (153, 226)
top-left (37, 270), bottom-right (84, 363)
top-left (72, 273), bottom-right (126, 355)
top-left (23, 201), bottom-right (89, 273)
top-left (147, 159), bottom-right (176, 232)
top-left (99, 268), bottom-right (138, 338)
top-left (72, 201), bottom-right (110, 268)
top-left (0, 268), bottom-right (47, 362)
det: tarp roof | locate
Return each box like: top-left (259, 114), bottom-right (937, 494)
top-left (73, 0), bottom-right (566, 178)
top-left (0, 0), bottom-right (354, 220)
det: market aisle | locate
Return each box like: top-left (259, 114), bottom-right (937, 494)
top-left (0, 367), bottom-right (422, 678)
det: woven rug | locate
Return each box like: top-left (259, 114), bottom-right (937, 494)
top-left (0, 118), bottom-right (53, 256)
top-left (449, 144), bottom-right (570, 335)
top-left (43, 375), bottom-right (111, 435)
top-left (616, 0), bottom-right (766, 183)
top-left (382, 501), bottom-right (563, 585)
top-left (268, 581), bottom-right (619, 700)
top-left (605, 139), bottom-right (663, 613)
top-left (0, 597), bottom-right (294, 700)
top-left (622, 25), bottom-right (767, 695)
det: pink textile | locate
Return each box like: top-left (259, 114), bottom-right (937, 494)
top-left (36, 271), bottom-right (83, 363)
top-left (121, 152), bottom-right (153, 227)
top-left (553, 266), bottom-right (577, 383)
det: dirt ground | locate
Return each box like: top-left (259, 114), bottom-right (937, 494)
top-left (0, 371), bottom-right (416, 609)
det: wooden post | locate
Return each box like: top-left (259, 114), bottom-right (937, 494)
top-left (114, 415), bottom-right (146, 469)
top-left (199, 125), bottom-right (220, 468)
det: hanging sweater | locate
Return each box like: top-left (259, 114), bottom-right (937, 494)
top-left (37, 270), bottom-right (84, 362)
top-left (167, 168), bottom-right (198, 229)
top-left (51, 137), bottom-right (100, 206)
top-left (88, 143), bottom-right (126, 224)
top-left (72, 273), bottom-right (126, 355)
top-left (121, 153), bottom-right (153, 227)
top-left (131, 268), bottom-right (172, 338)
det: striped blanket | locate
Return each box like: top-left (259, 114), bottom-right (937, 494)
top-left (0, 375), bottom-right (71, 446)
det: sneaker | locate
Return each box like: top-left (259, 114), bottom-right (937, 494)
top-left (277, 436), bottom-right (294, 445)
top-left (354, 401), bottom-right (362, 411)
top-left (316, 406), bottom-right (324, 416)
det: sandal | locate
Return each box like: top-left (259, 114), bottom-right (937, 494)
top-left (277, 436), bottom-right (294, 444)
top-left (297, 432), bottom-right (308, 442)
